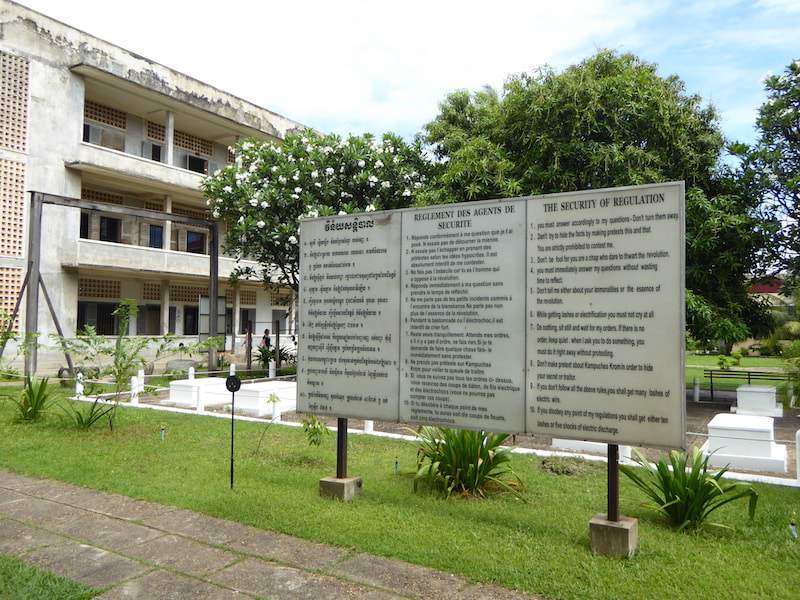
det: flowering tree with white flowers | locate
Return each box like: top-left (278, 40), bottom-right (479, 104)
top-left (202, 130), bottom-right (430, 290)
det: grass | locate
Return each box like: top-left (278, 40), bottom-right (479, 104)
top-left (0, 554), bottom-right (98, 600)
top-left (1, 390), bottom-right (799, 599)
top-left (685, 355), bottom-right (788, 369)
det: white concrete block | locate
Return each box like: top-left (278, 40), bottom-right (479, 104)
top-left (733, 385), bottom-right (782, 417)
top-left (703, 413), bottom-right (787, 473)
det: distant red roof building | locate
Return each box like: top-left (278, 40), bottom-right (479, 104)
top-left (749, 278), bottom-right (783, 294)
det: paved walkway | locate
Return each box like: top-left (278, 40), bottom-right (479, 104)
top-left (0, 470), bottom-right (536, 599)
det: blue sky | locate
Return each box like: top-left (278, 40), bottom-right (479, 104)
top-left (18, 0), bottom-right (800, 145)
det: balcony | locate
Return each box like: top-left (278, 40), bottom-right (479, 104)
top-left (69, 238), bottom-right (260, 280)
top-left (67, 143), bottom-right (204, 196)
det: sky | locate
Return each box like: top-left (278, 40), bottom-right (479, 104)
top-left (16, 0), bottom-right (800, 145)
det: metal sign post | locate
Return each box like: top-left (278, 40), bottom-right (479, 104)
top-left (607, 444), bottom-right (619, 522)
top-left (226, 375), bottom-right (241, 489)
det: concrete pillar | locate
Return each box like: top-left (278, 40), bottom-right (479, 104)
top-left (130, 376), bottom-right (139, 405)
top-left (137, 369), bottom-right (145, 393)
top-left (232, 283), bottom-right (241, 354)
top-left (693, 377), bottom-right (700, 403)
top-left (164, 111), bottom-right (175, 166)
top-left (160, 281), bottom-right (170, 335)
top-left (364, 420), bottom-right (374, 433)
top-left (188, 366), bottom-right (195, 379)
top-left (163, 195), bottom-right (172, 251)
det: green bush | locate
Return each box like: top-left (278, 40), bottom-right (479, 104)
top-left (730, 351), bottom-right (742, 366)
top-left (413, 426), bottom-right (523, 499)
top-left (759, 332), bottom-right (783, 356)
top-left (717, 355), bottom-right (734, 370)
top-left (3, 377), bottom-right (54, 421)
top-left (783, 341), bottom-right (800, 359)
top-left (60, 399), bottom-right (115, 430)
top-left (620, 448), bottom-right (758, 531)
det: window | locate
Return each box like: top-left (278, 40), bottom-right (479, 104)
top-left (136, 304), bottom-right (161, 335)
top-left (225, 307), bottom-right (233, 335)
top-left (186, 231), bottom-right (206, 254)
top-left (168, 306), bottom-right (176, 334)
top-left (186, 155), bottom-right (208, 175)
top-left (141, 141), bottom-right (162, 162)
top-left (184, 305), bottom-right (199, 335)
top-left (77, 301), bottom-right (119, 335)
top-left (80, 213), bottom-right (89, 239)
top-left (240, 308), bottom-right (256, 334)
top-left (148, 224), bottom-right (163, 249)
top-left (83, 123), bottom-right (125, 152)
top-left (99, 216), bottom-right (121, 243)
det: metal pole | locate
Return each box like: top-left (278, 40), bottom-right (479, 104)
top-left (230, 390), bottom-right (235, 489)
top-left (608, 444), bottom-right (619, 522)
top-left (336, 418), bottom-right (348, 479)
top-left (275, 319), bottom-right (281, 370)
top-left (208, 223), bottom-right (219, 372)
top-left (24, 193), bottom-right (43, 377)
top-left (39, 277), bottom-right (74, 376)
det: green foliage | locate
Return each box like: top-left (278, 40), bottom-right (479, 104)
top-left (620, 448), bottom-right (758, 531)
top-left (3, 377), bottom-right (54, 421)
top-left (717, 355), bottom-right (735, 370)
top-left (0, 553), bottom-right (99, 600)
top-left (782, 341), bottom-right (800, 359)
top-left (412, 426), bottom-right (523, 499)
top-left (730, 351), bottom-right (743, 366)
top-left (203, 130), bottom-right (430, 289)
top-left (423, 49), bottom-right (776, 347)
top-left (60, 399), bottom-right (115, 430)
top-left (301, 415), bottom-right (330, 447)
top-left (255, 344), bottom-right (296, 370)
top-left (735, 59), bottom-right (800, 280)
top-left (759, 332), bottom-right (784, 357)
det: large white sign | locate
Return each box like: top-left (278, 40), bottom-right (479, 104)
top-left (298, 182), bottom-right (685, 448)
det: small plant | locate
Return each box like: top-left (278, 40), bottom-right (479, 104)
top-left (730, 350), bottom-right (743, 366)
top-left (412, 426), bottom-right (523, 499)
top-left (302, 415), bottom-right (330, 447)
top-left (256, 345), bottom-right (297, 370)
top-left (540, 457), bottom-right (593, 476)
top-left (4, 377), bottom-right (54, 421)
top-left (620, 448), bottom-right (758, 531)
top-left (717, 355), bottom-right (735, 370)
top-left (61, 398), bottom-right (115, 430)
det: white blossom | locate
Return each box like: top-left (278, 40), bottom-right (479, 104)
top-left (238, 216), bottom-right (245, 224)
top-left (223, 185), bottom-right (233, 193)
top-left (278, 176), bottom-right (287, 184)
top-left (249, 198), bottom-right (258, 207)
top-left (271, 166), bottom-right (278, 172)
top-left (338, 210), bottom-right (347, 215)
top-left (314, 182), bottom-right (322, 188)
top-left (212, 209), bottom-right (220, 218)
top-left (358, 159), bottom-right (365, 168)
top-left (291, 193), bottom-right (299, 199)
top-left (205, 199), bottom-right (211, 206)
top-left (365, 204), bottom-right (376, 212)
top-left (288, 235), bottom-right (298, 245)
top-left (292, 173), bottom-right (300, 181)
top-left (368, 175), bottom-right (378, 183)
top-left (402, 189), bottom-right (411, 197)
top-left (311, 170), bottom-right (319, 178)
top-left (325, 167), bottom-right (335, 175)
top-left (294, 187), bottom-right (302, 193)
top-left (307, 208), bottom-right (319, 218)
top-left (256, 220), bottom-right (265, 228)
top-left (260, 201), bottom-right (268, 208)
top-left (381, 181), bottom-right (391, 189)
top-left (375, 160), bottom-right (384, 168)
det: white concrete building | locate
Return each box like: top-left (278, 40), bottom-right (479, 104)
top-left (0, 0), bottom-right (302, 371)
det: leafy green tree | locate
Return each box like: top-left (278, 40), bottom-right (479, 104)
top-left (203, 130), bottom-right (429, 290)
top-left (734, 59), bottom-right (800, 287)
top-left (422, 50), bottom-right (775, 347)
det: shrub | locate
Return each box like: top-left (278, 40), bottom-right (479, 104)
top-left (759, 332), bottom-right (783, 356)
top-left (730, 350), bottom-right (742, 366)
top-left (4, 377), bottom-right (54, 421)
top-left (620, 448), bottom-right (758, 531)
top-left (413, 426), bottom-right (523, 499)
top-left (302, 415), bottom-right (330, 447)
top-left (717, 355), bottom-right (734, 370)
top-left (783, 341), bottom-right (800, 359)
top-left (61, 399), bottom-right (116, 430)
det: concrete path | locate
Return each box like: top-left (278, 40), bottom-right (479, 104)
top-left (0, 470), bottom-right (537, 599)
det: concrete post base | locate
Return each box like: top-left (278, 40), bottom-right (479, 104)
top-left (589, 514), bottom-right (638, 558)
top-left (319, 476), bottom-right (362, 501)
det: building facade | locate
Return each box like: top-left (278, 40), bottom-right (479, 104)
top-left (0, 0), bottom-right (302, 370)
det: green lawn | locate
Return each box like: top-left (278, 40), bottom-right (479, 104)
top-left (0, 554), bottom-right (98, 600)
top-left (0, 393), bottom-right (799, 600)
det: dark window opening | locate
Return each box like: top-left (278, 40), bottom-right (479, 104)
top-left (150, 144), bottom-right (162, 162)
top-left (99, 216), bottom-right (121, 243)
top-left (80, 213), bottom-right (89, 239)
top-left (77, 301), bottom-right (120, 335)
top-left (168, 306), bottom-right (176, 334)
top-left (148, 224), bottom-right (164, 249)
top-left (225, 307), bottom-right (233, 335)
top-left (184, 305), bottom-right (199, 335)
top-left (186, 231), bottom-right (206, 254)
top-left (240, 308), bottom-right (256, 335)
top-left (187, 155), bottom-right (208, 174)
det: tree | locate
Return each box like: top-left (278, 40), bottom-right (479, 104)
top-left (422, 50), bottom-right (776, 347)
top-left (202, 130), bottom-right (429, 290)
top-left (735, 59), bottom-right (800, 288)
